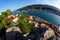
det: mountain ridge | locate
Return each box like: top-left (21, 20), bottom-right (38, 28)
top-left (13, 4), bottom-right (60, 16)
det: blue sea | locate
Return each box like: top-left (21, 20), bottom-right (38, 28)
top-left (13, 10), bottom-right (60, 26)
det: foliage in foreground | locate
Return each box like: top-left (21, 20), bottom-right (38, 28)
top-left (0, 10), bottom-right (35, 34)
top-left (18, 13), bottom-right (35, 34)
top-left (0, 9), bottom-right (12, 30)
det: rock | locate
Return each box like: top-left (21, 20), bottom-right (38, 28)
top-left (0, 27), bottom-right (6, 40)
top-left (6, 26), bottom-right (22, 40)
top-left (44, 28), bottom-right (55, 40)
top-left (27, 27), bottom-right (48, 40)
top-left (6, 26), bottom-right (22, 33)
top-left (23, 33), bottom-right (29, 37)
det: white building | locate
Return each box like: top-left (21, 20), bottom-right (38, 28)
top-left (12, 17), bottom-right (19, 23)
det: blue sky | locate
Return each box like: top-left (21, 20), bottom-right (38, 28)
top-left (0, 0), bottom-right (60, 12)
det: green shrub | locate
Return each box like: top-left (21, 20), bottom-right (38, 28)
top-left (18, 13), bottom-right (35, 34)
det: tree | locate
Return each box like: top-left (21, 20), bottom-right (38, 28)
top-left (18, 13), bottom-right (35, 34)
top-left (0, 9), bottom-right (12, 30)
top-left (1, 9), bottom-right (12, 17)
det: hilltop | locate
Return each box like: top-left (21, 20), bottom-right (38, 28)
top-left (13, 4), bottom-right (60, 16)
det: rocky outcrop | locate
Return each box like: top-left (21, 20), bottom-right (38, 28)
top-left (6, 26), bottom-right (22, 33)
top-left (0, 27), bottom-right (6, 40)
top-left (6, 26), bottom-right (22, 40)
top-left (3, 26), bottom-right (60, 40)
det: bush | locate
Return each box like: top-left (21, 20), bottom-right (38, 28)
top-left (18, 13), bottom-right (35, 34)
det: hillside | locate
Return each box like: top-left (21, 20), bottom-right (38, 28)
top-left (13, 4), bottom-right (60, 16)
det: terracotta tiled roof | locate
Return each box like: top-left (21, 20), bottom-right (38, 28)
top-left (8, 15), bottom-right (17, 21)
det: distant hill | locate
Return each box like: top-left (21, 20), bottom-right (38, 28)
top-left (12, 4), bottom-right (60, 16)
